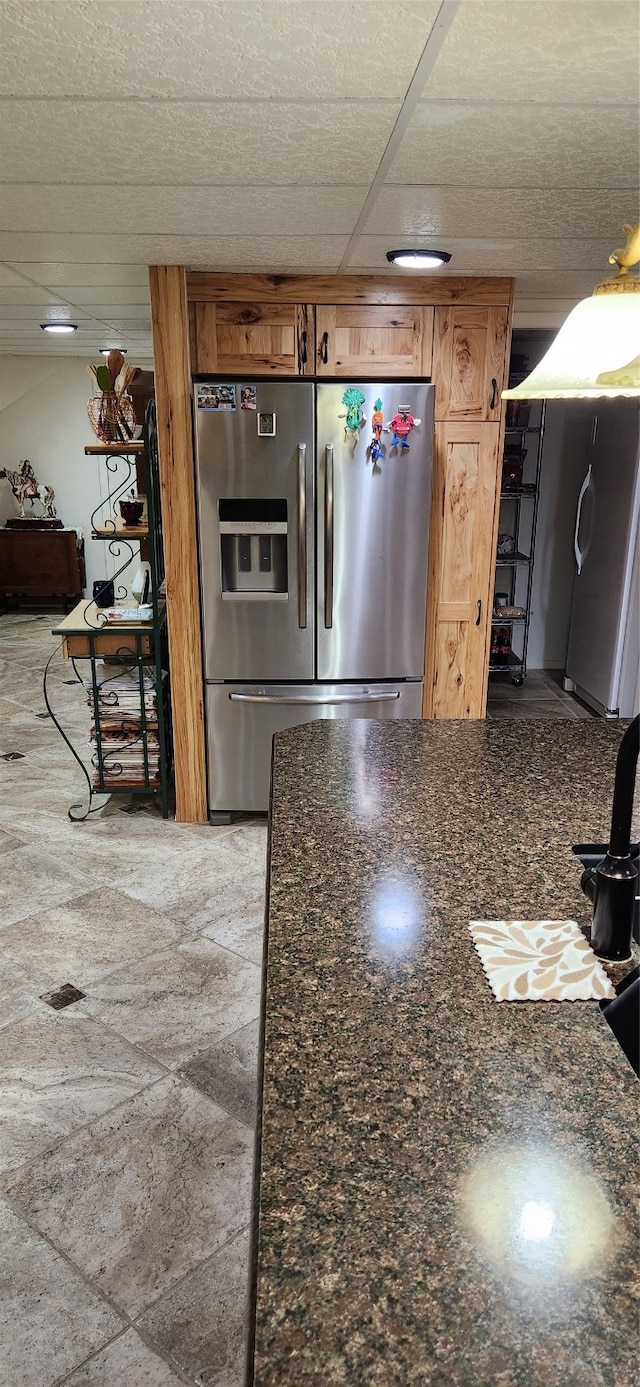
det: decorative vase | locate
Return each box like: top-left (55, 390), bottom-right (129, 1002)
top-left (87, 392), bottom-right (135, 444)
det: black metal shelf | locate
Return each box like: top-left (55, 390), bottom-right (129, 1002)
top-left (489, 651), bottom-right (525, 674)
top-left (496, 551), bottom-right (531, 565)
top-left (491, 392), bottom-right (546, 686)
top-left (47, 404), bottom-right (173, 821)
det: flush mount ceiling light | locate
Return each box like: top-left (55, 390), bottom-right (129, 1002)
top-left (503, 219), bottom-right (640, 400)
top-left (99, 347), bottom-right (126, 357)
top-left (386, 249), bottom-right (452, 270)
top-left (40, 322), bottom-right (78, 334)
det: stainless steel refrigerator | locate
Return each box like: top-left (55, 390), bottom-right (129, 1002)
top-left (193, 377), bottom-right (434, 813)
top-left (564, 401), bottom-right (640, 718)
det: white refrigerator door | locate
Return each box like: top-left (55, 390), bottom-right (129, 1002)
top-left (565, 402), bottom-right (640, 715)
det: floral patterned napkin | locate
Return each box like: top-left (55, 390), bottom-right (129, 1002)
top-left (469, 919), bottom-right (615, 1002)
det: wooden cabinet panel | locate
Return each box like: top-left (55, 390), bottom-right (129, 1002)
top-left (432, 306), bottom-right (509, 422)
top-left (0, 529), bottom-right (85, 609)
top-left (316, 304), bottom-right (433, 377)
top-left (187, 271), bottom-right (514, 306)
top-left (424, 422), bottom-right (500, 718)
top-left (193, 302), bottom-right (313, 375)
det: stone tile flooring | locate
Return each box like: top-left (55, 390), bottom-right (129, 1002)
top-left (0, 614), bottom-right (598, 1385)
top-left (0, 611), bottom-right (267, 1386)
top-left (487, 667), bottom-right (595, 719)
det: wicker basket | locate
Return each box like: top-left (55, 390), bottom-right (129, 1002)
top-left (87, 392), bottom-right (135, 444)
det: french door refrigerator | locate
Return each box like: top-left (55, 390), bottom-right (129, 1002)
top-left (193, 377), bottom-right (434, 813)
top-left (564, 400), bottom-right (640, 718)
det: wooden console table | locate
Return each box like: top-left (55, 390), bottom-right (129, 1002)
top-left (0, 527), bottom-right (85, 611)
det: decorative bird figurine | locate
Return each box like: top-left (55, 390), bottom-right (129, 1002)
top-left (608, 219), bottom-right (640, 275)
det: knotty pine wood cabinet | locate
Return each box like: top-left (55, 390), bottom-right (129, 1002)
top-left (431, 305), bottom-right (509, 422)
top-left (315, 304), bottom-right (433, 378)
top-left (150, 270), bottom-right (514, 819)
top-left (192, 301), bottom-right (313, 375)
top-left (423, 422), bottom-right (501, 718)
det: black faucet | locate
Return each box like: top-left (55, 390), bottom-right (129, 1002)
top-left (581, 716), bottom-right (640, 960)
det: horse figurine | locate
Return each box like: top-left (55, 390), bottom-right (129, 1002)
top-left (0, 459), bottom-right (57, 519)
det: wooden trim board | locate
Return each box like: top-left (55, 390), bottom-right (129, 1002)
top-left (149, 265), bottom-right (208, 823)
top-left (187, 272), bottom-right (514, 307)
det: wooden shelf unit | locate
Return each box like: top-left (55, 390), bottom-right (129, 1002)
top-left (50, 411), bottom-right (172, 817)
top-left (91, 518), bottom-right (149, 540)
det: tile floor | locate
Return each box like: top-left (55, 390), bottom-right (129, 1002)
top-left (487, 666), bottom-right (595, 719)
top-left (0, 611), bottom-right (267, 1387)
top-left (0, 613), bottom-right (595, 1386)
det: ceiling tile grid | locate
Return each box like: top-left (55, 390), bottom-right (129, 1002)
top-left (0, 0), bottom-right (637, 355)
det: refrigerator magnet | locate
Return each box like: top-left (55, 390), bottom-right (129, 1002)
top-left (240, 385), bottom-right (257, 410)
top-left (196, 383), bottom-right (236, 411)
top-left (257, 411), bottom-right (276, 436)
top-left (339, 387), bottom-right (366, 445)
top-left (386, 408), bottom-right (421, 450)
top-left (370, 398), bottom-right (385, 465)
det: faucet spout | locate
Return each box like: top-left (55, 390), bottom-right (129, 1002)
top-left (591, 715), bottom-right (639, 961)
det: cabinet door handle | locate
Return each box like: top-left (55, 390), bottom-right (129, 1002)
top-left (320, 331), bottom-right (329, 365)
top-left (490, 377), bottom-right (498, 410)
top-left (574, 464), bottom-right (592, 575)
top-left (300, 329), bottom-right (307, 366)
top-left (476, 599), bottom-right (482, 626)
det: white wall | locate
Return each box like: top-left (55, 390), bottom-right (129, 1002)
top-left (0, 355), bottom-right (152, 600)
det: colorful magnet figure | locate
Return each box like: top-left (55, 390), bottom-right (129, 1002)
top-left (370, 398), bottom-right (384, 464)
top-left (339, 387), bottom-right (366, 445)
top-left (386, 408), bottom-right (421, 450)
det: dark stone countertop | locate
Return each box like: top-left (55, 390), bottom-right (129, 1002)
top-left (249, 719), bottom-right (639, 1387)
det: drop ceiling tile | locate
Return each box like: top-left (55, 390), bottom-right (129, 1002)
top-left (364, 187), bottom-right (639, 241)
top-left (0, 100), bottom-right (400, 185)
top-left (0, 304), bottom-right (90, 321)
top-left (53, 286), bottom-right (151, 306)
top-left (353, 236), bottom-right (615, 273)
top-left (0, 264), bottom-right (34, 287)
top-left (96, 317), bottom-right (151, 333)
top-left (0, 287), bottom-right (67, 305)
top-left (0, 311), bottom-right (93, 327)
top-left (74, 305), bottom-right (151, 321)
top-left (387, 103), bottom-right (639, 188)
top-left (0, 232), bottom-right (350, 270)
top-left (0, 184), bottom-right (367, 237)
top-left (8, 264), bottom-right (152, 288)
top-left (426, 0), bottom-right (639, 104)
top-left (513, 271), bottom-right (616, 300)
top-left (0, 1), bottom-right (437, 100)
top-left (513, 308), bottom-right (577, 329)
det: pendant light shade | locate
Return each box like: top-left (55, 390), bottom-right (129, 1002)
top-left (503, 220), bottom-right (640, 400)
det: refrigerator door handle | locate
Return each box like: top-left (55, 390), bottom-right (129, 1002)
top-left (324, 443), bottom-right (334, 629)
top-left (297, 443), bottom-right (307, 629)
top-left (574, 464), bottom-right (592, 575)
top-left (228, 690), bottom-right (401, 705)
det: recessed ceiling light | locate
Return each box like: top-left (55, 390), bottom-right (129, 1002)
top-left (386, 249), bottom-right (452, 269)
top-left (40, 322), bottom-right (78, 334)
top-left (99, 347), bottom-right (127, 357)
